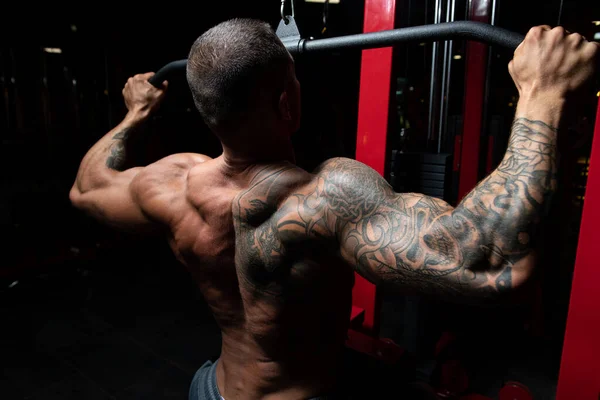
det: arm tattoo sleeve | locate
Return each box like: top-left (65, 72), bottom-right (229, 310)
top-left (324, 116), bottom-right (556, 300)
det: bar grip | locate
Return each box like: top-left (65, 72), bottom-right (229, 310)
top-left (149, 60), bottom-right (187, 88)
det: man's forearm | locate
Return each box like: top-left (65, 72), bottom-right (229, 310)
top-left (74, 111), bottom-right (147, 193)
top-left (449, 96), bottom-right (562, 290)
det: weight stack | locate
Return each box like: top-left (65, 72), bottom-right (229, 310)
top-left (389, 151), bottom-right (453, 202)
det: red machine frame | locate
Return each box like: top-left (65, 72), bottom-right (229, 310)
top-left (345, 0), bottom-right (404, 363)
top-left (350, 0), bottom-right (396, 338)
top-left (457, 0), bottom-right (492, 201)
top-left (350, 0), bottom-right (600, 398)
top-left (557, 100), bottom-right (600, 400)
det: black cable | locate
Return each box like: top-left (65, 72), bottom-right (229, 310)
top-left (322, 0), bottom-right (330, 35)
top-left (557, 0), bottom-right (564, 26)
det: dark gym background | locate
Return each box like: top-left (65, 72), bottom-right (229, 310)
top-left (1, 1), bottom-right (599, 399)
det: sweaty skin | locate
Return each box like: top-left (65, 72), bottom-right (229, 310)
top-left (70, 26), bottom-right (598, 399)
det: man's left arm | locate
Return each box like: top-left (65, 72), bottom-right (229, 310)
top-left (70, 73), bottom-right (167, 233)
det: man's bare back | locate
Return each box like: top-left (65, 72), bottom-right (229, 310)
top-left (158, 156), bottom-right (353, 399)
top-left (70, 19), bottom-right (598, 400)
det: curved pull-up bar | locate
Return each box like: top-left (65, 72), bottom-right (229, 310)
top-left (149, 21), bottom-right (524, 87)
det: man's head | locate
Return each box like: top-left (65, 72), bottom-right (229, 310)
top-left (187, 19), bottom-right (301, 143)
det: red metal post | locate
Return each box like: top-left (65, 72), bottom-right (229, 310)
top-left (352, 0), bottom-right (396, 335)
top-left (556, 99), bottom-right (600, 400)
top-left (457, 0), bottom-right (492, 201)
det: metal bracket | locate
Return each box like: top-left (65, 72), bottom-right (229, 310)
top-left (276, 15), bottom-right (302, 55)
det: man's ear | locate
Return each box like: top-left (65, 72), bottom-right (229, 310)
top-left (278, 91), bottom-right (292, 121)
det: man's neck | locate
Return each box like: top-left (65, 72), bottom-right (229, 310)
top-left (221, 138), bottom-right (296, 174)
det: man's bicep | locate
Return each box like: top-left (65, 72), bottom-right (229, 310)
top-left (336, 192), bottom-right (462, 287)
top-left (338, 190), bottom-right (523, 301)
top-left (313, 158), bottom-right (491, 298)
top-left (71, 168), bottom-right (160, 234)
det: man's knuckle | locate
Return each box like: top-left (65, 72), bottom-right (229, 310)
top-left (583, 43), bottom-right (599, 57)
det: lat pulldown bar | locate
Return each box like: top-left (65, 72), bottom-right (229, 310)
top-left (148, 21), bottom-right (524, 87)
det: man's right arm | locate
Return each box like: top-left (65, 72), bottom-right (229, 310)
top-left (275, 26), bottom-right (597, 302)
top-left (313, 112), bottom-right (554, 300)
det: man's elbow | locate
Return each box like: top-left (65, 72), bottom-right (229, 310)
top-left (482, 252), bottom-right (537, 302)
top-left (69, 185), bottom-right (84, 210)
top-left (509, 252), bottom-right (537, 293)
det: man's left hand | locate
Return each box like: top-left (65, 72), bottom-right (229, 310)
top-left (122, 72), bottom-right (168, 119)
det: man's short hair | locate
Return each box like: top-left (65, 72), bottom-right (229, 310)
top-left (187, 18), bottom-right (291, 133)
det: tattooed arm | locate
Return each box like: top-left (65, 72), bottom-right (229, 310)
top-left (72, 112), bottom-right (146, 192)
top-left (72, 72), bottom-right (166, 192)
top-left (70, 73), bottom-right (210, 232)
top-left (314, 114), bottom-right (553, 300)
top-left (69, 110), bottom-right (153, 232)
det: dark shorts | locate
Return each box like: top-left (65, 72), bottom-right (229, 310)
top-left (189, 359), bottom-right (339, 400)
top-left (189, 360), bottom-right (223, 400)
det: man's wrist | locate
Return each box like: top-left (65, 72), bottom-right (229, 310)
top-left (123, 108), bottom-right (151, 126)
top-left (515, 93), bottom-right (566, 129)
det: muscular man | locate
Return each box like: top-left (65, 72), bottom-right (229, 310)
top-left (70, 19), bottom-right (598, 400)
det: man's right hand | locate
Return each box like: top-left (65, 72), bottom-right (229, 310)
top-left (509, 25), bottom-right (599, 102)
